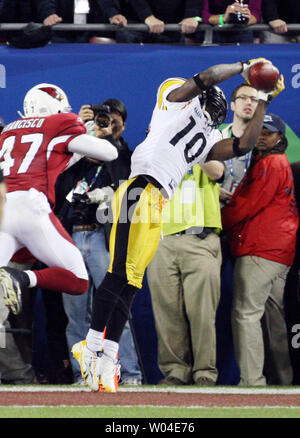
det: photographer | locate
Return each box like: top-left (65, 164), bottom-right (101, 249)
top-left (58, 100), bottom-right (142, 386)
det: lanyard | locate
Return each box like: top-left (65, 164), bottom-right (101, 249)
top-left (228, 154), bottom-right (250, 176)
top-left (82, 165), bottom-right (102, 193)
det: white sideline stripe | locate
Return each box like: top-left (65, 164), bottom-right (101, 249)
top-left (1, 405), bottom-right (300, 410)
top-left (1, 386), bottom-right (300, 395)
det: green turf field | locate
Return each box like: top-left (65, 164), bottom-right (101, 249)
top-left (0, 406), bottom-right (300, 418)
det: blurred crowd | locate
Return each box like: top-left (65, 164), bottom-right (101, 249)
top-left (0, 0), bottom-right (299, 46)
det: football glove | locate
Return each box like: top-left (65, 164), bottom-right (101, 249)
top-left (257, 74), bottom-right (285, 102)
top-left (87, 186), bottom-right (114, 204)
top-left (240, 58), bottom-right (272, 83)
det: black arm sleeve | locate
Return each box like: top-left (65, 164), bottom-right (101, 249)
top-left (261, 0), bottom-right (279, 22)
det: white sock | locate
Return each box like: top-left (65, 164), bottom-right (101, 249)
top-left (24, 270), bottom-right (37, 288)
top-left (86, 329), bottom-right (104, 352)
top-left (103, 339), bottom-right (119, 360)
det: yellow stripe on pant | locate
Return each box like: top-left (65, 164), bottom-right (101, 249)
top-left (108, 176), bottom-right (164, 289)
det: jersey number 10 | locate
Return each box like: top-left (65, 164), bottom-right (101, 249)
top-left (170, 116), bottom-right (207, 163)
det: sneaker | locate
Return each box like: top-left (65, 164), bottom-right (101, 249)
top-left (99, 352), bottom-right (121, 393)
top-left (158, 376), bottom-right (186, 386)
top-left (71, 340), bottom-right (102, 392)
top-left (194, 377), bottom-right (216, 386)
top-left (72, 378), bottom-right (86, 386)
top-left (120, 377), bottom-right (142, 386)
top-left (0, 267), bottom-right (23, 315)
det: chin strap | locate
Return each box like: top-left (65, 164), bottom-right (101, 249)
top-left (202, 108), bottom-right (212, 125)
top-left (17, 110), bottom-right (25, 118)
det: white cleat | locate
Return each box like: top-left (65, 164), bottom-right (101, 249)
top-left (71, 340), bottom-right (102, 391)
top-left (99, 352), bottom-right (121, 393)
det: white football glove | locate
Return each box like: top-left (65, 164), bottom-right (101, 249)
top-left (257, 74), bottom-right (285, 102)
top-left (85, 120), bottom-right (96, 136)
top-left (87, 186), bottom-right (114, 204)
top-left (240, 57), bottom-right (272, 83)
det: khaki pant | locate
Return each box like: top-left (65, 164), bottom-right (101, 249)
top-left (147, 232), bottom-right (221, 384)
top-left (232, 255), bottom-right (292, 386)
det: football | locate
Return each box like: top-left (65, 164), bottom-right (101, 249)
top-left (248, 61), bottom-right (279, 92)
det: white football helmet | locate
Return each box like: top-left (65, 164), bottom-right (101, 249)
top-left (22, 83), bottom-right (72, 117)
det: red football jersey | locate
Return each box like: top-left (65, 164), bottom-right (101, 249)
top-left (0, 112), bottom-right (86, 205)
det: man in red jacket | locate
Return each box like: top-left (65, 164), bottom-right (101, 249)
top-left (222, 113), bottom-right (299, 386)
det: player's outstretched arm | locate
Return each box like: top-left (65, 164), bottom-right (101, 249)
top-left (207, 100), bottom-right (268, 161)
top-left (68, 134), bottom-right (118, 162)
top-left (206, 74), bottom-right (285, 161)
top-left (167, 59), bottom-right (270, 103)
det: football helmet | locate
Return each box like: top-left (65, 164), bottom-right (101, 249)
top-left (23, 83), bottom-right (71, 117)
top-left (199, 86), bottom-right (228, 128)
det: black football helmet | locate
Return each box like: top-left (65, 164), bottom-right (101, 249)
top-left (199, 86), bottom-right (228, 128)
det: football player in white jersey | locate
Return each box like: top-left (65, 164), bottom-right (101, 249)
top-left (72, 58), bottom-right (285, 393)
top-left (0, 83), bottom-right (118, 316)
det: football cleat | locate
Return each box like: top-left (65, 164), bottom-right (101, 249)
top-left (0, 268), bottom-right (22, 315)
top-left (71, 340), bottom-right (102, 392)
top-left (99, 352), bottom-right (121, 393)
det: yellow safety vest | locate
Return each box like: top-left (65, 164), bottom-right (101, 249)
top-left (162, 164), bottom-right (222, 236)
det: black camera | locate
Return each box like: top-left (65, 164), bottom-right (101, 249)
top-left (71, 192), bottom-right (91, 223)
top-left (90, 104), bottom-right (112, 128)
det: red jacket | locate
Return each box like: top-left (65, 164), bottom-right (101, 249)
top-left (222, 153), bottom-right (299, 266)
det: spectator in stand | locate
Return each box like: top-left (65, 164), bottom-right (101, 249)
top-left (261, 0), bottom-right (300, 43)
top-left (100, 0), bottom-right (203, 44)
top-left (222, 114), bottom-right (299, 386)
top-left (0, 0), bottom-right (56, 44)
top-left (202, 0), bottom-right (262, 44)
top-left (36, 0), bottom-right (109, 43)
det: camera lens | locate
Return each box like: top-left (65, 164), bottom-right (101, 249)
top-left (96, 117), bottom-right (110, 128)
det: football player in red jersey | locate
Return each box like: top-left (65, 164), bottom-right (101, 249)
top-left (0, 83), bottom-right (118, 315)
top-left (0, 168), bottom-right (5, 228)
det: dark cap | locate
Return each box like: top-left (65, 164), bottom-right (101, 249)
top-left (263, 113), bottom-right (286, 134)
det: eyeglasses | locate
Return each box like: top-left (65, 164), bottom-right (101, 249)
top-left (235, 95), bottom-right (259, 103)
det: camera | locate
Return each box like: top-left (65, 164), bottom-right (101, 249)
top-left (90, 104), bottom-right (112, 128)
top-left (71, 192), bottom-right (91, 223)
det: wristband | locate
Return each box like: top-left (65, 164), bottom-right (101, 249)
top-left (193, 74), bottom-right (208, 90)
top-left (193, 16), bottom-right (203, 22)
top-left (232, 137), bottom-right (244, 157)
top-left (219, 14), bottom-right (225, 26)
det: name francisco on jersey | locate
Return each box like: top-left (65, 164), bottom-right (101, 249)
top-left (3, 118), bottom-right (46, 131)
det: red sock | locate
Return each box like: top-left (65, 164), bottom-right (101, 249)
top-left (34, 268), bottom-right (88, 295)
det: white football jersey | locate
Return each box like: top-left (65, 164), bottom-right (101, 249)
top-left (130, 78), bottom-right (222, 198)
